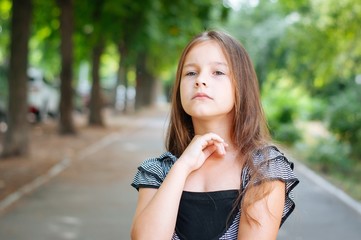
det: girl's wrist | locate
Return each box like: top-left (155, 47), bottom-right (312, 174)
top-left (173, 158), bottom-right (193, 176)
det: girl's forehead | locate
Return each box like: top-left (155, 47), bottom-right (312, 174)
top-left (189, 40), bottom-right (221, 52)
top-left (184, 40), bottom-right (228, 63)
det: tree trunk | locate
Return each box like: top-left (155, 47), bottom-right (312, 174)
top-left (88, 41), bottom-right (104, 126)
top-left (1, 0), bottom-right (32, 158)
top-left (57, 0), bottom-right (76, 134)
top-left (135, 52), bottom-right (156, 110)
top-left (122, 63), bottom-right (130, 113)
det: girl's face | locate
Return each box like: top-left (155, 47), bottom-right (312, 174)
top-left (180, 40), bottom-right (235, 120)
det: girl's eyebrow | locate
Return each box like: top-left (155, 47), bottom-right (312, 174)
top-left (183, 61), bottom-right (228, 68)
top-left (212, 61), bottom-right (228, 68)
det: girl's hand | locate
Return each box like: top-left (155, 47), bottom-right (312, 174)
top-left (178, 132), bottom-right (228, 173)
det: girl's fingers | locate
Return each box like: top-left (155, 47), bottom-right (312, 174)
top-left (205, 132), bottom-right (224, 143)
top-left (199, 133), bottom-right (227, 156)
top-left (203, 144), bottom-right (218, 158)
top-left (181, 133), bottom-right (228, 172)
top-left (214, 142), bottom-right (226, 155)
top-left (200, 133), bottom-right (225, 149)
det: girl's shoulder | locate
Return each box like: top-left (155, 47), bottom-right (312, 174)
top-left (252, 145), bottom-right (289, 165)
top-left (242, 145), bottom-right (298, 187)
top-left (131, 152), bottom-right (177, 190)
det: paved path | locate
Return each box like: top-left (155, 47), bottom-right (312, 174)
top-left (278, 162), bottom-right (361, 239)
top-left (0, 109), bottom-right (361, 240)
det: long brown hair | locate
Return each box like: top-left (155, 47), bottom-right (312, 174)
top-left (166, 30), bottom-right (271, 223)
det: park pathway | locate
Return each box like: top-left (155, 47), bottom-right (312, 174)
top-left (0, 107), bottom-right (361, 240)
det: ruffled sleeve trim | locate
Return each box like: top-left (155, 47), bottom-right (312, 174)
top-left (131, 152), bottom-right (177, 191)
top-left (243, 145), bottom-right (299, 226)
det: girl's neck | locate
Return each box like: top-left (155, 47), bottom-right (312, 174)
top-left (192, 115), bottom-right (233, 145)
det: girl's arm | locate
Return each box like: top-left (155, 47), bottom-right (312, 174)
top-left (238, 180), bottom-right (286, 240)
top-left (131, 161), bottom-right (190, 240)
top-left (130, 133), bottom-right (227, 240)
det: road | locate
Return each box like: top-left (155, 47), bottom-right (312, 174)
top-left (0, 108), bottom-right (361, 240)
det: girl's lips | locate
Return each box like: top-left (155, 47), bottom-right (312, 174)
top-left (192, 93), bottom-right (213, 99)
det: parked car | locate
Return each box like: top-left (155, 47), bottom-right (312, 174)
top-left (27, 68), bottom-right (59, 122)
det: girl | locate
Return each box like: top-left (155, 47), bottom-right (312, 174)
top-left (131, 30), bottom-right (299, 240)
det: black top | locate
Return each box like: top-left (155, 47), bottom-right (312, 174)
top-left (176, 190), bottom-right (239, 240)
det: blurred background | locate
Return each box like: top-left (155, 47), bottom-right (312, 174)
top-left (0, 0), bottom-right (360, 211)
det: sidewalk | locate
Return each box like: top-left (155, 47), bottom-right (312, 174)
top-left (0, 110), bottom-right (120, 204)
top-left (0, 106), bottom-right (168, 239)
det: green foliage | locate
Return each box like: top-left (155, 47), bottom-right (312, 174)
top-left (326, 83), bottom-right (361, 157)
top-left (100, 43), bottom-right (119, 87)
top-left (271, 123), bottom-right (301, 145)
top-left (0, 0), bottom-right (11, 101)
top-left (1, 0), bottom-right (230, 89)
top-left (262, 71), bottom-right (305, 144)
top-left (224, 0), bottom-right (288, 85)
top-left (305, 136), bottom-right (352, 174)
top-left (306, 97), bottom-right (327, 121)
top-left (0, 0), bottom-right (11, 64)
top-left (30, 0), bottom-right (61, 81)
top-left (148, 0), bottom-right (230, 75)
top-left (278, 0), bottom-right (310, 14)
top-left (277, 0), bottom-right (361, 94)
top-left (71, 0), bottom-right (230, 89)
top-left (222, 0), bottom-right (361, 200)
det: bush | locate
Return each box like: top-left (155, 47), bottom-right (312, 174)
top-left (262, 72), bottom-right (305, 145)
top-left (327, 84), bottom-right (361, 158)
top-left (307, 98), bottom-right (327, 120)
top-left (272, 123), bottom-right (301, 144)
top-left (306, 136), bottom-right (352, 174)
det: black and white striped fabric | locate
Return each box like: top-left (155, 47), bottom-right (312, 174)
top-left (131, 146), bottom-right (299, 239)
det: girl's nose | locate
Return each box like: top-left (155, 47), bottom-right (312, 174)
top-left (195, 82), bottom-right (207, 87)
top-left (195, 74), bottom-right (207, 87)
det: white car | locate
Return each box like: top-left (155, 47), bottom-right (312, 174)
top-left (27, 68), bottom-right (59, 122)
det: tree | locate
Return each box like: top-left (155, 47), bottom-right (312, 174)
top-left (72, 0), bottom-right (231, 117)
top-left (277, 0), bottom-right (361, 95)
top-left (1, 0), bottom-right (32, 158)
top-left (57, 0), bottom-right (76, 134)
top-left (86, 0), bottom-right (106, 126)
top-left (103, 0), bottom-right (147, 112)
top-left (135, 51), bottom-right (156, 110)
top-left (88, 40), bottom-right (105, 126)
top-left (101, 0), bottom-right (155, 111)
top-left (131, 0), bottom-right (230, 110)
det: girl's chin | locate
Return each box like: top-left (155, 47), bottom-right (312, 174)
top-left (188, 110), bottom-right (234, 121)
top-left (186, 109), bottom-right (213, 118)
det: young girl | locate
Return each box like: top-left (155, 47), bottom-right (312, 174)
top-left (131, 30), bottom-right (299, 240)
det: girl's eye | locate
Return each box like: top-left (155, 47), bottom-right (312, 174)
top-left (214, 71), bottom-right (225, 75)
top-left (185, 71), bottom-right (196, 76)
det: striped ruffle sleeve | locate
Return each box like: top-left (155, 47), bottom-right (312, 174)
top-left (131, 152), bottom-right (177, 191)
top-left (244, 146), bottom-right (299, 226)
